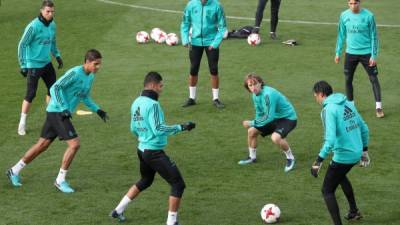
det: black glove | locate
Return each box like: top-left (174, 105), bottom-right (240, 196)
top-left (97, 109), bottom-right (109, 122)
top-left (56, 56), bottom-right (63, 69)
top-left (20, 68), bottom-right (28, 77)
top-left (181, 121), bottom-right (196, 131)
top-left (61, 109), bottom-right (72, 120)
top-left (311, 161), bottom-right (322, 178)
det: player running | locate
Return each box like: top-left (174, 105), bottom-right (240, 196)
top-left (7, 49), bottom-right (108, 193)
top-left (238, 73), bottom-right (297, 172)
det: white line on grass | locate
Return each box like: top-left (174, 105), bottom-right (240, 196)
top-left (97, 0), bottom-right (400, 28)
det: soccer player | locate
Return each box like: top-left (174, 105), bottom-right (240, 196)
top-left (7, 49), bottom-right (108, 193)
top-left (17, 0), bottom-right (64, 135)
top-left (238, 74), bottom-right (296, 172)
top-left (110, 72), bottom-right (196, 225)
top-left (181, 0), bottom-right (227, 108)
top-left (252, 0), bottom-right (282, 39)
top-left (335, 0), bottom-right (384, 118)
top-left (311, 81), bottom-right (370, 225)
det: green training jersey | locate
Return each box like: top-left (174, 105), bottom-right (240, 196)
top-left (47, 65), bottom-right (100, 113)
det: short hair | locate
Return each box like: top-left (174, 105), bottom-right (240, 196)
top-left (348, 0), bottom-right (360, 2)
top-left (144, 71), bottom-right (163, 87)
top-left (313, 80), bottom-right (333, 96)
top-left (41, 0), bottom-right (54, 8)
top-left (84, 49), bottom-right (102, 62)
top-left (243, 73), bottom-right (264, 92)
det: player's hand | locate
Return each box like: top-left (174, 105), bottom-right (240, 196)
top-left (20, 68), bottom-right (28, 77)
top-left (208, 46), bottom-right (214, 51)
top-left (242, 120), bottom-right (251, 129)
top-left (97, 109), bottom-right (109, 122)
top-left (181, 121), bottom-right (196, 131)
top-left (61, 109), bottom-right (72, 120)
top-left (56, 56), bottom-right (63, 69)
top-left (360, 150), bottom-right (370, 167)
top-left (369, 58), bottom-right (376, 67)
top-left (334, 56), bottom-right (340, 64)
top-left (183, 44), bottom-right (189, 48)
top-left (311, 161), bottom-right (322, 178)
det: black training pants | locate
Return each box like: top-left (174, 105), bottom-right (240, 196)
top-left (255, 0), bottom-right (281, 32)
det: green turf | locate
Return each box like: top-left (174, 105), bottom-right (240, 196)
top-left (0, 0), bottom-right (399, 224)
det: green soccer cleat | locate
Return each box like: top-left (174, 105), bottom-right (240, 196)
top-left (284, 159), bottom-right (296, 172)
top-left (110, 210), bottom-right (126, 222)
top-left (238, 157), bottom-right (256, 165)
top-left (54, 181), bottom-right (75, 193)
top-left (6, 169), bottom-right (22, 187)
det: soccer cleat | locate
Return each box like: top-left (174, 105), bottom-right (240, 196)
top-left (6, 169), bottom-right (22, 187)
top-left (110, 210), bottom-right (126, 222)
top-left (213, 99), bottom-right (225, 109)
top-left (376, 108), bottom-right (384, 118)
top-left (284, 159), bottom-right (296, 172)
top-left (182, 98), bottom-right (196, 108)
top-left (270, 32), bottom-right (277, 40)
top-left (238, 157), bottom-right (256, 165)
top-left (54, 181), bottom-right (75, 193)
top-left (344, 210), bottom-right (363, 221)
top-left (18, 123), bottom-right (26, 136)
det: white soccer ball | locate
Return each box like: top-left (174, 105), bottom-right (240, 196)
top-left (150, 28), bottom-right (162, 41)
top-left (260, 204), bottom-right (281, 224)
top-left (136, 31), bottom-right (150, 44)
top-left (247, 33), bottom-right (261, 46)
top-left (223, 29), bottom-right (228, 39)
top-left (166, 33), bottom-right (179, 46)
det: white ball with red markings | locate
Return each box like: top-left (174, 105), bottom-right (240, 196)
top-left (136, 31), bottom-right (149, 43)
top-left (155, 31), bottom-right (167, 44)
top-left (166, 33), bottom-right (179, 46)
top-left (150, 28), bottom-right (162, 41)
top-left (260, 204), bottom-right (281, 224)
top-left (247, 33), bottom-right (261, 46)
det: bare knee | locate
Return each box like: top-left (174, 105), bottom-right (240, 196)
top-left (271, 133), bottom-right (282, 145)
top-left (68, 139), bottom-right (80, 151)
top-left (248, 127), bottom-right (259, 138)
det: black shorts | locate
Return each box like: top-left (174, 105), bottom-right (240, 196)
top-left (189, 45), bottom-right (219, 76)
top-left (137, 149), bottom-right (184, 193)
top-left (25, 63), bottom-right (56, 102)
top-left (40, 112), bottom-right (78, 141)
top-left (255, 118), bottom-right (297, 138)
top-left (344, 53), bottom-right (378, 77)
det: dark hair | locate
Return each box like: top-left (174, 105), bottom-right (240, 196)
top-left (84, 49), bottom-right (102, 62)
top-left (313, 80), bottom-right (333, 96)
top-left (144, 71), bottom-right (163, 87)
top-left (243, 73), bottom-right (264, 92)
top-left (348, 0), bottom-right (360, 2)
top-left (41, 0), bottom-right (54, 8)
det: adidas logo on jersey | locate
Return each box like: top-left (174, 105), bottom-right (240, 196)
top-left (343, 105), bottom-right (355, 121)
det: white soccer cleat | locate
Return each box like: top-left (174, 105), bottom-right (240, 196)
top-left (18, 123), bottom-right (26, 136)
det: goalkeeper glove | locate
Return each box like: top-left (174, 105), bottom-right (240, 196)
top-left (56, 56), bottom-right (63, 69)
top-left (97, 109), bottom-right (109, 122)
top-left (311, 156), bottom-right (324, 178)
top-left (20, 68), bottom-right (28, 77)
top-left (61, 110), bottom-right (72, 120)
top-left (360, 148), bottom-right (370, 167)
top-left (181, 121), bottom-right (196, 131)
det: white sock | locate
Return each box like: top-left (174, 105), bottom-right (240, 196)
top-left (189, 86), bottom-right (196, 100)
top-left (212, 88), bottom-right (219, 100)
top-left (376, 102), bottom-right (382, 109)
top-left (283, 148), bottom-right (294, 160)
top-left (19, 113), bottom-right (27, 125)
top-left (11, 159), bottom-right (26, 175)
top-left (249, 147), bottom-right (256, 159)
top-left (115, 195), bottom-right (132, 214)
top-left (166, 211), bottom-right (178, 225)
top-left (56, 169), bottom-right (68, 184)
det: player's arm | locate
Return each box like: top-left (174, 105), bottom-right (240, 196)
top-left (180, 4), bottom-right (191, 46)
top-left (250, 93), bottom-right (275, 127)
top-left (149, 103), bottom-right (182, 136)
top-left (18, 25), bottom-right (35, 69)
top-left (318, 106), bottom-right (337, 160)
top-left (210, 4), bottom-right (227, 49)
top-left (81, 87), bottom-right (100, 113)
top-left (335, 14), bottom-right (346, 63)
top-left (369, 14), bottom-right (379, 61)
top-left (51, 24), bottom-right (61, 59)
top-left (52, 71), bottom-right (77, 111)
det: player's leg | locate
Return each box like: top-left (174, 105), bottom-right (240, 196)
top-left (111, 150), bottom-right (156, 222)
top-left (321, 161), bottom-right (353, 225)
top-left (343, 53), bottom-right (359, 102)
top-left (183, 46), bottom-right (203, 107)
top-left (270, 0), bottom-right (281, 39)
top-left (205, 47), bottom-right (224, 108)
top-left (41, 63), bottom-right (57, 104)
top-left (254, 0), bottom-right (268, 32)
top-left (18, 68), bottom-right (41, 135)
top-left (340, 172), bottom-right (362, 220)
top-left (359, 54), bottom-right (383, 117)
top-left (271, 119), bottom-right (297, 172)
top-left (150, 150), bottom-right (185, 225)
top-left (238, 125), bottom-right (268, 165)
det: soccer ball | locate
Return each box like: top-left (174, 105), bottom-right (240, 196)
top-left (151, 28), bottom-right (167, 44)
top-left (247, 33), bottom-right (261, 46)
top-left (136, 31), bottom-right (149, 44)
top-left (223, 29), bottom-right (229, 39)
top-left (166, 33), bottom-right (179, 46)
top-left (260, 204), bottom-right (281, 224)
top-left (150, 27), bottom-right (162, 41)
